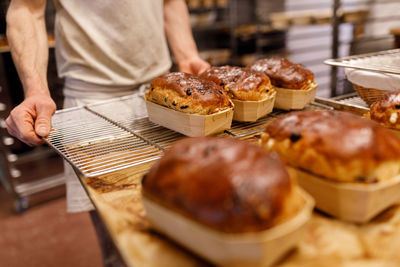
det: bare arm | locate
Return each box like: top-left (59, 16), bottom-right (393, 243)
top-left (6, 0), bottom-right (56, 146)
top-left (164, 0), bottom-right (210, 75)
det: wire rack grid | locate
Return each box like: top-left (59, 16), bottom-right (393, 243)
top-left (44, 104), bottom-right (163, 177)
top-left (44, 95), bottom-right (328, 178)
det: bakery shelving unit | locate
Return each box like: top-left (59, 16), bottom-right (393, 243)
top-left (187, 0), bottom-right (233, 66)
top-left (189, 0), bottom-right (399, 98)
top-left (188, 0), bottom-right (358, 98)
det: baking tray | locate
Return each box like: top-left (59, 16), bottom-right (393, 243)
top-left (324, 49), bottom-right (400, 75)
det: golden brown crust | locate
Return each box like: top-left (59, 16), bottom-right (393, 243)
top-left (370, 90), bottom-right (400, 130)
top-left (200, 66), bottom-right (274, 101)
top-left (146, 72), bottom-right (232, 115)
top-left (142, 137), bottom-right (301, 233)
top-left (262, 110), bottom-right (400, 182)
top-left (248, 58), bottom-right (314, 90)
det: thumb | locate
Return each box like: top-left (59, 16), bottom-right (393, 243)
top-left (197, 64), bottom-right (210, 75)
top-left (35, 103), bottom-right (55, 137)
top-left (194, 61), bottom-right (210, 75)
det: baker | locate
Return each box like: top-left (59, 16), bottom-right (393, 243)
top-left (5, 0), bottom-right (210, 266)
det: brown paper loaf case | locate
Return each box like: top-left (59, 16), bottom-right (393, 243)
top-left (262, 110), bottom-right (400, 183)
top-left (142, 136), bottom-right (303, 233)
top-left (145, 72), bottom-right (232, 115)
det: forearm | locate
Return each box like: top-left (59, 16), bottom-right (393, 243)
top-left (6, 0), bottom-right (49, 98)
top-left (163, 0), bottom-right (200, 65)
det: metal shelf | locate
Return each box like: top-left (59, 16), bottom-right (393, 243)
top-left (324, 48), bottom-right (400, 75)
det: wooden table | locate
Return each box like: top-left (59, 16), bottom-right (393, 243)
top-left (80, 158), bottom-right (400, 267)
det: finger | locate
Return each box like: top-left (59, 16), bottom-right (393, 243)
top-left (6, 117), bottom-right (40, 146)
top-left (9, 111), bottom-right (44, 146)
top-left (179, 64), bottom-right (191, 74)
top-left (193, 61), bottom-right (210, 75)
top-left (34, 103), bottom-right (55, 137)
top-left (20, 129), bottom-right (44, 146)
top-left (5, 116), bottom-right (18, 137)
top-left (197, 64), bottom-right (210, 75)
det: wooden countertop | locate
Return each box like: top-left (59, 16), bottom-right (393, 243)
top-left (80, 159), bottom-right (400, 267)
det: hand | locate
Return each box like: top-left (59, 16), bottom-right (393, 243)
top-left (6, 94), bottom-right (56, 146)
top-left (178, 56), bottom-right (210, 75)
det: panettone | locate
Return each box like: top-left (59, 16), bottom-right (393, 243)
top-left (142, 137), bottom-right (303, 233)
top-left (262, 110), bottom-right (400, 183)
top-left (369, 90), bottom-right (400, 130)
top-left (146, 72), bottom-right (232, 115)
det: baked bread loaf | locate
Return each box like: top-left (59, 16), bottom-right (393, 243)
top-left (142, 137), bottom-right (303, 233)
top-left (262, 110), bottom-right (400, 183)
top-left (369, 90), bottom-right (400, 130)
top-left (248, 57), bottom-right (315, 90)
top-left (146, 72), bottom-right (232, 115)
top-left (200, 66), bottom-right (274, 101)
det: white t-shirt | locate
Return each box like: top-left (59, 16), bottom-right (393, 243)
top-left (52, 0), bottom-right (172, 212)
top-left (53, 0), bottom-right (172, 97)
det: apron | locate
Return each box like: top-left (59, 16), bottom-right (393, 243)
top-left (63, 85), bottom-right (147, 212)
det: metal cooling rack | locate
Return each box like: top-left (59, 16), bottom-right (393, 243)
top-left (44, 95), bottom-right (328, 178)
top-left (44, 105), bottom-right (163, 177)
top-left (86, 95), bottom-right (184, 150)
top-left (314, 93), bottom-right (369, 115)
top-left (226, 110), bottom-right (286, 137)
top-left (324, 49), bottom-right (400, 75)
top-left (333, 95), bottom-right (368, 108)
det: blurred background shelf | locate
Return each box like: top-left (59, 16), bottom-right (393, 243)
top-left (186, 0), bottom-right (400, 97)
